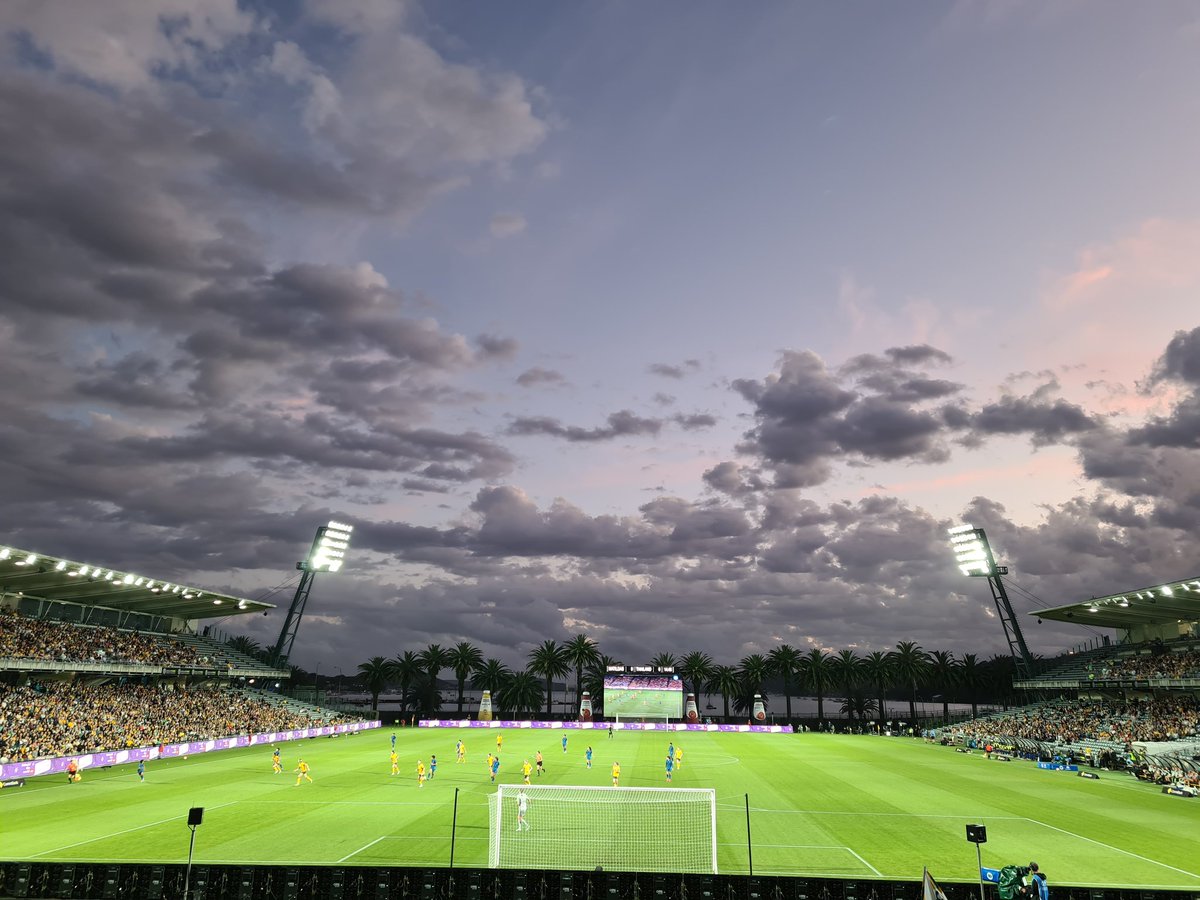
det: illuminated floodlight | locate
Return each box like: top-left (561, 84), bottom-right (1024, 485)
top-left (16, 553), bottom-right (37, 567)
top-left (123, 573), bottom-right (135, 585)
top-left (946, 524), bottom-right (995, 577)
top-left (55, 560), bottom-right (67, 571)
top-left (308, 520), bottom-right (353, 573)
top-left (1161, 585), bottom-right (1174, 597)
top-left (0, 547), bottom-right (9, 559)
top-left (237, 599), bottom-right (247, 610)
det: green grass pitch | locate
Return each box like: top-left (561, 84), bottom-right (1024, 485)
top-left (3, 731), bottom-right (1199, 889)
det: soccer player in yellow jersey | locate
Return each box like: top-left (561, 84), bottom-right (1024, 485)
top-left (486, 752), bottom-right (494, 774)
top-left (390, 750), bottom-right (399, 775)
top-left (294, 759), bottom-right (312, 785)
top-left (674, 746), bottom-right (682, 769)
top-left (611, 761), bottom-right (621, 787)
top-left (496, 733), bottom-right (503, 752)
top-left (456, 740), bottom-right (464, 763)
top-left (416, 760), bottom-right (426, 788)
top-left (272, 746), bottom-right (282, 774)
top-left (522, 759), bottom-right (532, 784)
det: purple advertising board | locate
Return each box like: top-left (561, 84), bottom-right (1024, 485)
top-left (0, 720), bottom-right (381, 781)
top-left (418, 719), bottom-right (792, 733)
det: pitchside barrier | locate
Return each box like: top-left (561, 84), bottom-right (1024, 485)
top-left (420, 719), bottom-right (794, 732)
top-left (0, 721), bottom-right (381, 782)
top-left (2, 862), bottom-right (1196, 900)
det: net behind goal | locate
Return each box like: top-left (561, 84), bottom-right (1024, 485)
top-left (488, 784), bottom-right (717, 874)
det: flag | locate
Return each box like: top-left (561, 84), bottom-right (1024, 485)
top-left (981, 868), bottom-right (1001, 883)
top-left (923, 868), bottom-right (948, 900)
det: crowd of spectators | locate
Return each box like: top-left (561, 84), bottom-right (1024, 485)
top-left (1091, 648), bottom-right (1200, 680)
top-left (0, 682), bottom-right (351, 763)
top-left (952, 697), bottom-right (1200, 745)
top-left (0, 609), bottom-right (206, 667)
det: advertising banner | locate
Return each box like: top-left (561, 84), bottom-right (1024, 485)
top-left (418, 719), bottom-right (793, 733)
top-left (0, 720), bottom-right (381, 781)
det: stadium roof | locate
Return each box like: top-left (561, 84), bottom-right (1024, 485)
top-left (1034, 576), bottom-right (1200, 629)
top-left (0, 543), bottom-right (272, 620)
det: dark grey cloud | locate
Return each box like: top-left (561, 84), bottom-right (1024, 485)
top-left (476, 334), bottom-right (519, 360)
top-left (673, 413), bottom-right (717, 430)
top-left (1149, 326), bottom-right (1200, 386)
top-left (515, 367), bottom-right (567, 388)
top-left (970, 395), bottom-right (1100, 445)
top-left (507, 410), bottom-right (663, 442)
top-left (648, 359), bottom-right (701, 379)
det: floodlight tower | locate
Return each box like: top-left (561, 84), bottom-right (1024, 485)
top-left (268, 520), bottom-right (353, 670)
top-left (947, 524), bottom-right (1035, 680)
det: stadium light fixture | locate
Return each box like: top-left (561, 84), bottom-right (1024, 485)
top-left (55, 560), bottom-right (67, 571)
top-left (0, 547), bottom-right (9, 559)
top-left (946, 525), bottom-right (1000, 577)
top-left (307, 520), bottom-right (353, 573)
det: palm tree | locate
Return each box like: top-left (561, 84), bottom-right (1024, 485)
top-left (678, 651), bottom-right (715, 714)
top-left (707, 665), bottom-right (742, 721)
top-left (928, 650), bottom-right (959, 723)
top-left (356, 656), bottom-right (394, 712)
top-left (738, 653), bottom-right (771, 716)
top-left (861, 651), bottom-right (894, 724)
top-left (800, 648), bottom-right (834, 722)
top-left (471, 658), bottom-right (512, 698)
top-left (417, 644), bottom-right (451, 713)
top-left (958, 653), bottom-right (986, 720)
top-left (527, 640), bottom-right (571, 718)
top-left (226, 635), bottom-right (261, 658)
top-left (446, 641), bottom-right (483, 716)
top-left (563, 634), bottom-right (599, 714)
top-left (767, 644), bottom-right (802, 723)
top-left (497, 670), bottom-right (544, 718)
top-left (839, 692), bottom-right (876, 721)
top-left (889, 641), bottom-right (932, 723)
top-left (392, 650), bottom-right (424, 715)
top-left (651, 652), bottom-right (677, 670)
top-left (583, 654), bottom-right (621, 718)
top-left (831, 650), bottom-right (862, 713)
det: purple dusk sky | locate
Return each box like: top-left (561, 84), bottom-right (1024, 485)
top-left (2, 0), bottom-right (1199, 670)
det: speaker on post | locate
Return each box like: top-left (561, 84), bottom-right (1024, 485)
top-left (188, 808), bottom-right (205, 827)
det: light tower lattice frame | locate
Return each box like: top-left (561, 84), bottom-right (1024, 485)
top-left (949, 525), bottom-right (1036, 680)
top-left (268, 521), bottom-right (353, 670)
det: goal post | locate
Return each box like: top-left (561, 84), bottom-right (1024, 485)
top-left (488, 784), bottom-right (717, 874)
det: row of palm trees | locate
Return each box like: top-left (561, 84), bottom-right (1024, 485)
top-left (328, 637), bottom-right (1019, 723)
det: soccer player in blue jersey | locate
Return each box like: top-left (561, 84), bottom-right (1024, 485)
top-left (137, 760), bottom-right (145, 782)
top-left (665, 752), bottom-right (674, 782)
top-left (490, 755), bottom-right (501, 783)
top-left (429, 754), bottom-right (437, 780)
top-left (561, 734), bottom-right (568, 753)
top-left (391, 732), bottom-right (397, 749)
top-left (585, 746), bottom-right (593, 769)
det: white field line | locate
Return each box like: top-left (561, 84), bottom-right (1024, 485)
top-left (1023, 817), bottom-right (1200, 881)
top-left (30, 801), bottom-right (238, 857)
top-left (720, 805), bottom-right (1027, 820)
top-left (846, 848), bottom-right (882, 876)
top-left (336, 836), bottom-right (390, 863)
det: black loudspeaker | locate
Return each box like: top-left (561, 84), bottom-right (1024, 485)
top-left (966, 823), bottom-right (988, 843)
top-left (54, 863), bottom-right (75, 899)
top-left (102, 865), bottom-right (121, 900)
top-left (192, 866), bottom-right (210, 900)
top-left (188, 807), bottom-right (205, 826)
top-left (145, 865), bottom-right (165, 900)
top-left (12, 863), bottom-right (32, 899)
top-left (327, 868), bottom-right (345, 900)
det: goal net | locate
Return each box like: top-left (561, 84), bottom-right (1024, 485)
top-left (488, 784), bottom-right (717, 874)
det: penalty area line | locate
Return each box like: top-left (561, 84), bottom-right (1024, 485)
top-left (30, 801), bottom-right (238, 858)
top-left (1023, 818), bottom-right (1200, 881)
top-left (336, 836), bottom-right (396, 863)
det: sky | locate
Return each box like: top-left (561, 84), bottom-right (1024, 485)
top-left (2, 0), bottom-right (1200, 673)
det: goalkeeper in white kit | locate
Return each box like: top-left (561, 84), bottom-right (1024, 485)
top-left (516, 789), bottom-right (531, 832)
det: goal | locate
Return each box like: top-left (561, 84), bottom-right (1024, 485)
top-left (488, 784), bottom-right (717, 873)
